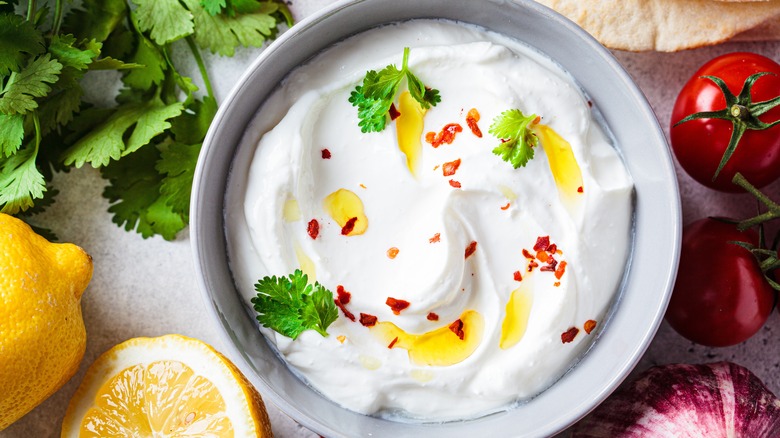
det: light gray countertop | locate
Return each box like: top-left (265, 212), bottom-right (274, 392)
top-left (2, 1), bottom-right (779, 436)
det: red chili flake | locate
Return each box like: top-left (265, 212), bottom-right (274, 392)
top-left (388, 337), bottom-right (399, 349)
top-left (307, 219), bottom-right (320, 240)
top-left (425, 123), bottom-right (463, 148)
top-left (536, 250), bottom-right (549, 263)
top-left (541, 258), bottom-right (558, 272)
top-left (522, 249), bottom-right (535, 259)
top-left (386, 297), bottom-right (411, 315)
top-left (321, 149), bottom-right (331, 159)
top-left (389, 103), bottom-right (401, 120)
top-left (336, 285), bottom-right (351, 305)
top-left (464, 241), bottom-right (478, 259)
top-left (527, 260), bottom-right (539, 272)
top-left (359, 313), bottom-right (377, 327)
top-left (561, 327), bottom-right (579, 344)
top-left (501, 203), bottom-right (510, 210)
top-left (427, 312), bottom-right (439, 321)
top-left (387, 247), bottom-right (399, 259)
top-left (429, 233), bottom-right (441, 243)
top-left (341, 217), bottom-right (358, 235)
top-left (466, 108), bottom-right (482, 138)
top-left (533, 236), bottom-right (550, 252)
top-left (334, 299), bottom-right (355, 322)
top-left (513, 270), bottom-right (523, 282)
top-left (584, 319), bottom-right (597, 335)
top-left (449, 179), bottom-right (462, 188)
top-left (555, 261), bottom-right (567, 280)
top-left (547, 243), bottom-right (557, 254)
top-left (577, 186), bottom-right (584, 193)
top-left (449, 319), bottom-right (465, 340)
top-left (553, 281), bottom-right (561, 287)
top-left (442, 158), bottom-right (462, 177)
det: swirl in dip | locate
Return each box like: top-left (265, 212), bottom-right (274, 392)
top-left (227, 20), bottom-right (633, 420)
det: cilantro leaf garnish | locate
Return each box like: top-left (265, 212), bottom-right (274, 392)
top-left (0, 54), bottom-right (62, 115)
top-left (201, 0), bottom-right (228, 16)
top-left (0, 14), bottom-right (45, 76)
top-left (0, 114), bottom-right (24, 156)
top-left (132, 0), bottom-right (195, 46)
top-left (61, 99), bottom-right (184, 168)
top-left (0, 0), bottom-right (289, 239)
top-left (251, 270), bottom-right (339, 339)
top-left (349, 47), bottom-right (441, 133)
top-left (184, 0), bottom-right (280, 56)
top-left (0, 139), bottom-right (45, 214)
top-left (101, 143), bottom-right (186, 240)
top-left (489, 109), bottom-right (539, 169)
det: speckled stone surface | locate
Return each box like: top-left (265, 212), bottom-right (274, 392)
top-left (1, 1), bottom-right (778, 437)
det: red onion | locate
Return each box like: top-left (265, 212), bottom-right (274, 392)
top-left (573, 362), bottom-right (780, 437)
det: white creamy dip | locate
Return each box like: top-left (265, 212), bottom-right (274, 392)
top-left (226, 20), bottom-right (633, 420)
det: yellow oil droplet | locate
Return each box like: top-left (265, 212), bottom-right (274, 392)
top-left (535, 124), bottom-right (583, 201)
top-left (283, 198), bottom-right (301, 222)
top-left (371, 310), bottom-right (483, 367)
top-left (498, 184), bottom-right (517, 201)
top-left (395, 91), bottom-right (426, 176)
top-left (359, 355), bottom-right (382, 370)
top-left (500, 285), bottom-right (534, 350)
top-left (323, 189), bottom-right (368, 236)
top-left (410, 369), bottom-right (434, 383)
top-left (294, 242), bottom-right (316, 281)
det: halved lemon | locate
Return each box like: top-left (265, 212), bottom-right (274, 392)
top-left (61, 334), bottom-right (272, 437)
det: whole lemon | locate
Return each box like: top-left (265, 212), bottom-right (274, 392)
top-left (0, 213), bottom-right (93, 430)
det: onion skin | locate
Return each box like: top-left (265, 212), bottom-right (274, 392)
top-left (572, 362), bottom-right (780, 437)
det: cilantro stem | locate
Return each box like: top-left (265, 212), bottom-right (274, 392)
top-left (186, 36), bottom-right (214, 102)
top-left (402, 47), bottom-right (410, 71)
top-left (32, 110), bottom-right (41, 149)
top-left (52, 0), bottom-right (64, 35)
top-left (26, 0), bottom-right (36, 22)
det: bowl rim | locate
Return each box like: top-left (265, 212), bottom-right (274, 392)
top-left (191, 0), bottom-right (682, 436)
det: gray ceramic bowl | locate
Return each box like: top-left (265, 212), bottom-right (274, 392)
top-left (191, 0), bottom-right (681, 436)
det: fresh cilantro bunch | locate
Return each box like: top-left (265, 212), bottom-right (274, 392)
top-left (349, 47), bottom-right (441, 133)
top-left (489, 109), bottom-right (539, 168)
top-left (0, 0), bottom-right (291, 239)
top-left (252, 270), bottom-right (339, 339)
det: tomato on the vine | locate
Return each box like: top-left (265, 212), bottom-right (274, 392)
top-left (670, 52), bottom-right (780, 192)
top-left (666, 218), bottom-right (775, 347)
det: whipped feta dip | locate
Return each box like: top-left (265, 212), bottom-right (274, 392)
top-left (226, 20), bottom-right (633, 420)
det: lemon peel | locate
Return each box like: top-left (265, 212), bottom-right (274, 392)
top-left (0, 213), bottom-right (93, 430)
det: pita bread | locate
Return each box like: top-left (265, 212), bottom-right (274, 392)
top-left (734, 16), bottom-right (780, 41)
top-left (535, 0), bottom-right (780, 51)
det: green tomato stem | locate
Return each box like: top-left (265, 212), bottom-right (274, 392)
top-left (677, 73), bottom-right (780, 182)
top-left (730, 104), bottom-right (749, 120)
top-left (733, 172), bottom-right (780, 231)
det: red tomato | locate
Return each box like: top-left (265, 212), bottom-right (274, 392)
top-left (666, 218), bottom-right (774, 347)
top-left (670, 52), bottom-right (780, 192)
